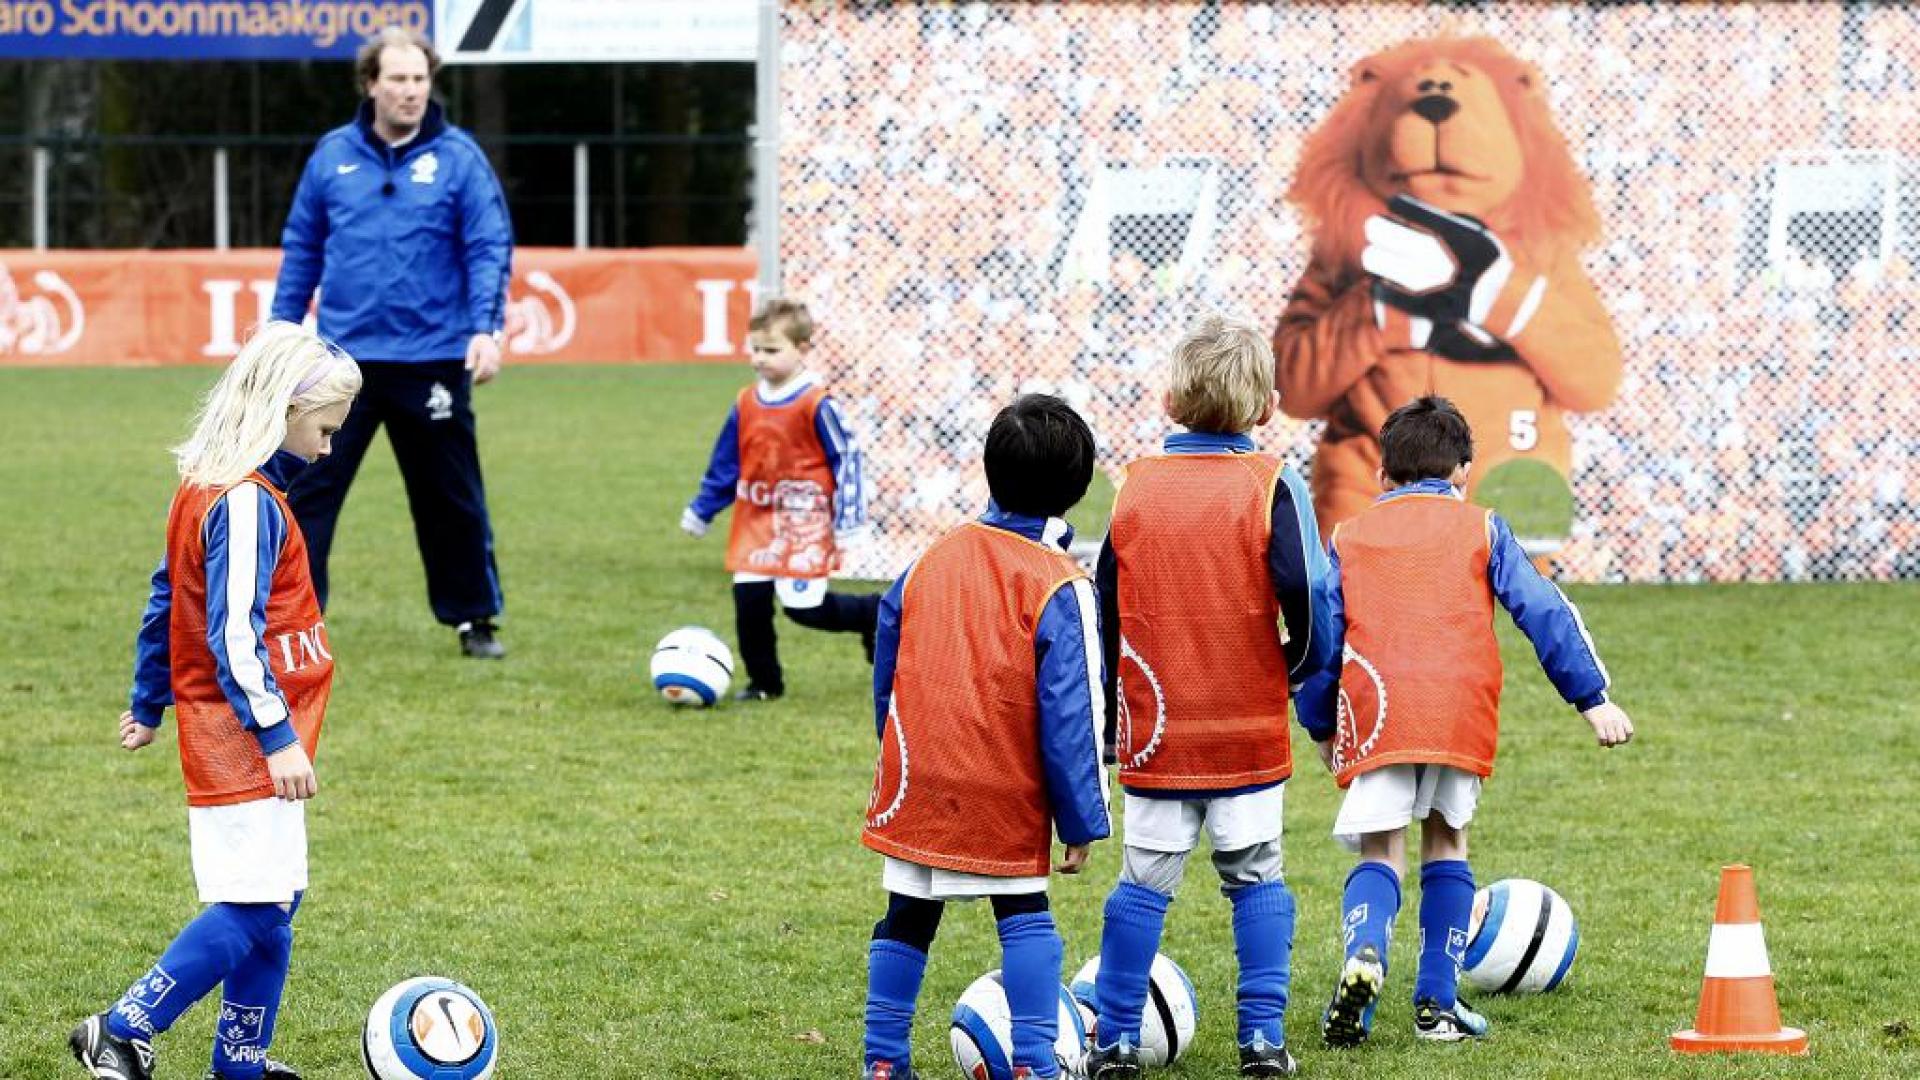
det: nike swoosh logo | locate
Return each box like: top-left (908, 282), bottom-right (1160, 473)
top-left (336, 163), bottom-right (359, 175)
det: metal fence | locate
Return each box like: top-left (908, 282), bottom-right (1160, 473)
top-left (778, 1), bottom-right (1920, 583)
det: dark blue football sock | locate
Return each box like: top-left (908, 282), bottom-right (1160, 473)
top-left (108, 903), bottom-right (283, 1042)
top-left (1094, 881), bottom-right (1171, 1050)
top-left (996, 911), bottom-right (1063, 1077)
top-left (1228, 881), bottom-right (1296, 1048)
top-left (210, 897), bottom-right (299, 1080)
top-left (1415, 860), bottom-right (1475, 1008)
top-left (1341, 861), bottom-right (1402, 969)
top-left (863, 939), bottom-right (928, 1070)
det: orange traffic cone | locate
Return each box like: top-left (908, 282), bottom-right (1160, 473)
top-left (1671, 864), bottom-right (1807, 1054)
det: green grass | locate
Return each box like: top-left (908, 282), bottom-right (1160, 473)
top-left (1, 365), bottom-right (1915, 1079)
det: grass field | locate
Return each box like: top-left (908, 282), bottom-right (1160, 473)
top-left (2, 365), bottom-right (1916, 1080)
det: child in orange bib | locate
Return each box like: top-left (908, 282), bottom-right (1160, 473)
top-left (860, 395), bottom-right (1111, 1080)
top-left (1296, 396), bottom-right (1634, 1048)
top-left (1086, 317), bottom-right (1337, 1079)
top-left (681, 298), bottom-right (879, 701)
top-left (69, 323), bottom-right (361, 1080)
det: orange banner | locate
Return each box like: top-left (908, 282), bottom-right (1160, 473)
top-left (0, 247), bottom-right (759, 367)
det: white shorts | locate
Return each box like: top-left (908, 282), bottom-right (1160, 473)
top-left (731, 573), bottom-right (829, 610)
top-left (1122, 785), bottom-right (1284, 855)
top-left (188, 797), bottom-right (308, 904)
top-left (1332, 764), bottom-right (1481, 852)
top-left (882, 857), bottom-right (1047, 900)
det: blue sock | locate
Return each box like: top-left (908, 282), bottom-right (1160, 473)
top-left (1340, 862), bottom-right (1401, 969)
top-left (997, 912), bottom-right (1063, 1077)
top-left (1228, 881), bottom-right (1295, 1048)
top-left (1093, 881), bottom-right (1170, 1051)
top-left (107, 904), bottom-right (279, 1042)
top-left (863, 940), bottom-right (928, 1070)
top-left (1415, 860), bottom-right (1474, 1008)
top-left (210, 897), bottom-right (298, 1080)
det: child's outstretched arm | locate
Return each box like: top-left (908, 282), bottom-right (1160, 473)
top-left (683, 406), bottom-right (742, 537)
top-left (1487, 513), bottom-right (1632, 747)
top-left (1034, 578), bottom-right (1112, 862)
top-left (127, 554), bottom-right (174, 739)
top-left (204, 483), bottom-right (316, 798)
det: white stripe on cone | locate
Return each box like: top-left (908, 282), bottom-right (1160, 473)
top-left (1703, 922), bottom-right (1772, 979)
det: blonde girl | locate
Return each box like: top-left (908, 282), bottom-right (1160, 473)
top-left (70, 322), bottom-right (359, 1080)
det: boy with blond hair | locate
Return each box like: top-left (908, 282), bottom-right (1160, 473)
top-left (1086, 317), bottom-right (1336, 1078)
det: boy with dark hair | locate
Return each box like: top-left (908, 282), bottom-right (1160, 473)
top-left (1298, 395), bottom-right (1634, 1048)
top-left (1085, 317), bottom-right (1335, 1079)
top-left (682, 298), bottom-right (879, 700)
top-left (860, 394), bottom-right (1111, 1080)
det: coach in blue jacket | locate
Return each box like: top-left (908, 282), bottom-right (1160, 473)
top-left (273, 26), bottom-right (513, 659)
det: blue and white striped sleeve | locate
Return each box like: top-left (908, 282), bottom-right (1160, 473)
top-left (128, 555), bottom-right (173, 728)
top-left (202, 484), bottom-right (300, 755)
top-left (688, 406), bottom-right (742, 523)
top-left (816, 395), bottom-right (869, 537)
top-left (1487, 514), bottom-right (1610, 711)
top-left (1034, 578), bottom-right (1112, 847)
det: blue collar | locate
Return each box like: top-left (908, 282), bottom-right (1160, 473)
top-left (355, 99), bottom-right (448, 159)
top-left (1165, 431), bottom-right (1256, 455)
top-left (257, 451), bottom-right (309, 492)
top-left (980, 501), bottom-right (1075, 551)
top-left (1378, 477), bottom-right (1462, 502)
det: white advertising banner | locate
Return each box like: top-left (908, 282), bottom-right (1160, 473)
top-left (437, 0), bottom-right (755, 63)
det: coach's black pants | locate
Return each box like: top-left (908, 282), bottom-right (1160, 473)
top-left (288, 359), bottom-right (502, 627)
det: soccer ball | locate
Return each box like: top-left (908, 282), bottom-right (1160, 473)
top-left (648, 626), bottom-right (733, 706)
top-left (949, 970), bottom-right (1088, 1079)
top-left (1068, 952), bottom-right (1199, 1066)
top-left (362, 977), bottom-right (498, 1080)
top-left (1462, 878), bottom-right (1579, 994)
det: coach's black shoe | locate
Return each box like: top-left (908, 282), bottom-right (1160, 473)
top-left (1085, 1039), bottom-right (1142, 1079)
top-left (1322, 945), bottom-right (1384, 1048)
top-left (70, 1013), bottom-right (154, 1080)
top-left (458, 620), bottom-right (505, 660)
top-left (732, 685), bottom-right (783, 702)
top-left (208, 1060), bottom-right (302, 1080)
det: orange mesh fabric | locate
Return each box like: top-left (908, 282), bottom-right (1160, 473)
top-left (166, 477), bottom-right (332, 807)
top-left (725, 385), bottom-right (839, 578)
top-left (1110, 453), bottom-right (1293, 791)
top-left (1331, 494), bottom-right (1500, 787)
top-left (863, 523), bottom-right (1085, 877)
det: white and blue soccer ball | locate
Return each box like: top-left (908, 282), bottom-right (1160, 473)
top-left (1463, 878), bottom-right (1579, 994)
top-left (648, 626), bottom-right (733, 706)
top-left (1068, 952), bottom-right (1199, 1067)
top-left (362, 977), bottom-right (497, 1080)
top-left (949, 970), bottom-right (1088, 1080)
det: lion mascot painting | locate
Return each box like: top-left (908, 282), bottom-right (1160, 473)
top-left (1275, 35), bottom-right (1621, 538)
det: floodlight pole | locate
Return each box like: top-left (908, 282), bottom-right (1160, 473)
top-left (213, 147), bottom-right (230, 250)
top-left (751, 0), bottom-right (781, 298)
top-left (32, 145), bottom-right (49, 250)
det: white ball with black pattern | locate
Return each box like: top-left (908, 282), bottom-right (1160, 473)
top-left (1068, 952), bottom-right (1199, 1066)
top-left (1463, 878), bottom-right (1579, 994)
top-left (648, 627), bottom-right (734, 707)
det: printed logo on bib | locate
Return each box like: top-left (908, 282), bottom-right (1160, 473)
top-left (1333, 645), bottom-right (1388, 775)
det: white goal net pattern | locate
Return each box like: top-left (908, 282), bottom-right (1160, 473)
top-left (779, 2), bottom-right (1920, 583)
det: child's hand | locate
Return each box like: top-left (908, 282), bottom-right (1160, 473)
top-left (1315, 738), bottom-right (1336, 773)
top-left (266, 744), bottom-right (318, 801)
top-left (1582, 701), bottom-right (1634, 748)
top-left (118, 710), bottom-right (156, 751)
top-left (679, 508), bottom-right (709, 539)
top-left (1054, 844), bottom-right (1090, 875)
